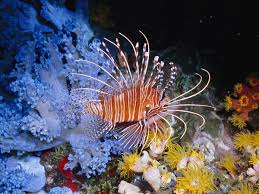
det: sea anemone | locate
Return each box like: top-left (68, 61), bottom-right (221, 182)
top-left (164, 143), bottom-right (190, 169)
top-left (234, 131), bottom-right (254, 151)
top-left (239, 95), bottom-right (249, 107)
top-left (229, 182), bottom-right (257, 194)
top-left (234, 131), bottom-right (259, 151)
top-left (174, 166), bottom-right (215, 194)
top-left (218, 154), bottom-right (237, 176)
top-left (234, 83), bottom-right (243, 95)
top-left (118, 151), bottom-right (140, 178)
top-left (164, 144), bottom-right (204, 170)
top-left (224, 95), bottom-right (233, 111)
top-left (251, 92), bottom-right (259, 100)
top-left (230, 113), bottom-right (247, 129)
top-left (249, 154), bottom-right (259, 166)
top-left (248, 78), bottom-right (259, 87)
top-left (148, 130), bottom-right (170, 157)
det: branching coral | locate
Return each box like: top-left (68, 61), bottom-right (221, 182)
top-left (174, 166), bottom-right (215, 194)
top-left (65, 136), bottom-right (118, 178)
top-left (0, 0), bottom-right (115, 155)
top-left (224, 77), bottom-right (259, 129)
top-left (48, 186), bottom-right (79, 194)
top-left (0, 158), bottom-right (29, 193)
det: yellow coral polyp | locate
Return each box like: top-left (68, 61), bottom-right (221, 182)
top-left (252, 92), bottom-right (259, 100)
top-left (249, 154), bottom-right (259, 165)
top-left (234, 131), bottom-right (259, 151)
top-left (190, 150), bottom-right (205, 162)
top-left (118, 151), bottom-right (140, 178)
top-left (230, 113), bottom-right (247, 129)
top-left (218, 154), bottom-right (237, 175)
top-left (239, 95), bottom-right (249, 107)
top-left (229, 182), bottom-right (257, 194)
top-left (251, 131), bottom-right (259, 147)
top-left (164, 143), bottom-right (190, 169)
top-left (248, 78), bottom-right (259, 87)
top-left (234, 83), bottom-right (243, 95)
top-left (252, 103), bottom-right (258, 109)
top-left (174, 166), bottom-right (215, 194)
top-left (224, 95), bottom-right (233, 111)
top-left (234, 131), bottom-right (254, 150)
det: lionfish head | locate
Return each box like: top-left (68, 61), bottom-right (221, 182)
top-left (71, 31), bottom-right (216, 150)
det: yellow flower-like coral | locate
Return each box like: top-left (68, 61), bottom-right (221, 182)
top-left (251, 131), bottom-right (259, 148)
top-left (249, 154), bottom-right (259, 166)
top-left (230, 113), bottom-right (247, 129)
top-left (229, 182), bottom-right (257, 194)
top-left (234, 83), bottom-right (243, 95)
top-left (252, 92), bottom-right (259, 100)
top-left (234, 131), bottom-right (259, 151)
top-left (174, 166), bottom-right (215, 194)
top-left (218, 154), bottom-right (237, 176)
top-left (164, 143), bottom-right (190, 169)
top-left (251, 103), bottom-right (258, 109)
top-left (248, 77), bottom-right (259, 87)
top-left (164, 144), bottom-right (204, 170)
top-left (239, 95), bottom-right (249, 107)
top-left (224, 95), bottom-right (233, 111)
top-left (118, 151), bottom-right (140, 178)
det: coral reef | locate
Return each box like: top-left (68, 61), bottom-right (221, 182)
top-left (1, 0), bottom-right (259, 193)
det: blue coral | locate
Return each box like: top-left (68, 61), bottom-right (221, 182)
top-left (48, 186), bottom-right (79, 194)
top-left (0, 0), bottom-right (124, 184)
top-left (0, 158), bottom-right (29, 194)
top-left (65, 135), bottom-right (121, 178)
top-left (64, 130), bottom-right (123, 178)
top-left (0, 0), bottom-right (111, 153)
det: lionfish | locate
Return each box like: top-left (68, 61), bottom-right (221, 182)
top-left (72, 31), bottom-right (215, 149)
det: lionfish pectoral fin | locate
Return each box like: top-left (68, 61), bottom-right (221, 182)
top-left (117, 122), bottom-right (144, 150)
top-left (82, 114), bottom-right (114, 139)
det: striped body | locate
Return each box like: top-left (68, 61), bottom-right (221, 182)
top-left (73, 31), bottom-right (214, 149)
top-left (85, 82), bottom-right (161, 124)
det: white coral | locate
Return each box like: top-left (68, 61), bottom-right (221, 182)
top-left (247, 162), bottom-right (259, 184)
top-left (131, 151), bottom-right (152, 172)
top-left (143, 166), bottom-right (161, 192)
top-left (118, 181), bottom-right (143, 194)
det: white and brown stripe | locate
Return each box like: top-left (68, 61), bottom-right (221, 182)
top-left (75, 31), bottom-right (215, 149)
top-left (85, 82), bottom-right (161, 125)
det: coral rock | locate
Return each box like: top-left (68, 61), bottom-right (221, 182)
top-left (143, 166), bottom-right (161, 192)
top-left (118, 181), bottom-right (143, 194)
top-left (131, 151), bottom-right (152, 172)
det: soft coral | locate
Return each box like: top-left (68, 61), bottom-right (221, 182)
top-left (224, 76), bottom-right (259, 129)
top-left (58, 156), bottom-right (78, 192)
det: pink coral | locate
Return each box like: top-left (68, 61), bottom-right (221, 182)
top-left (247, 162), bottom-right (259, 184)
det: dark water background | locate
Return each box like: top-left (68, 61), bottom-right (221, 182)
top-left (88, 0), bottom-right (259, 96)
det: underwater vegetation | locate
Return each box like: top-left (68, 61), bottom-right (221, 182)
top-left (0, 0), bottom-right (259, 193)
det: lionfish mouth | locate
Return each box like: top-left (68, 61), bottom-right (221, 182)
top-left (71, 31), bottom-right (216, 150)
